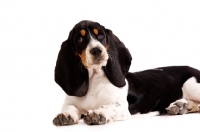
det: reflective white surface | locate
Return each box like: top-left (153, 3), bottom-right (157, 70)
top-left (1, 0), bottom-right (200, 132)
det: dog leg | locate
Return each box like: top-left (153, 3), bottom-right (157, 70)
top-left (182, 77), bottom-right (200, 113)
top-left (182, 77), bottom-right (200, 102)
top-left (53, 105), bottom-right (80, 126)
top-left (83, 102), bottom-right (131, 125)
top-left (186, 100), bottom-right (200, 113)
top-left (166, 98), bottom-right (200, 114)
top-left (198, 104), bottom-right (200, 113)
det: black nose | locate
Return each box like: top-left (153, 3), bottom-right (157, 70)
top-left (90, 47), bottom-right (102, 57)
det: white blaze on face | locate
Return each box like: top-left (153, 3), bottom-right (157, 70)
top-left (84, 33), bottom-right (108, 69)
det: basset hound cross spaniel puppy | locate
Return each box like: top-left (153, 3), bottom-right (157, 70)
top-left (53, 20), bottom-right (200, 126)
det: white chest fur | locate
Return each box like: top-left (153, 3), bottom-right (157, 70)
top-left (62, 67), bottom-right (129, 115)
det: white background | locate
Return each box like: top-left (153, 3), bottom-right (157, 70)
top-left (0, 0), bottom-right (200, 131)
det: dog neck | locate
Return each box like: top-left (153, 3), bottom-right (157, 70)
top-left (87, 66), bottom-right (104, 79)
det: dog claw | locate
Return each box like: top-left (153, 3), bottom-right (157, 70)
top-left (84, 111), bottom-right (106, 125)
top-left (53, 113), bottom-right (76, 126)
top-left (166, 102), bottom-right (188, 115)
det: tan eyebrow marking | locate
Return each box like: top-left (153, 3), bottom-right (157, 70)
top-left (80, 29), bottom-right (86, 36)
top-left (105, 44), bottom-right (109, 51)
top-left (93, 28), bottom-right (98, 35)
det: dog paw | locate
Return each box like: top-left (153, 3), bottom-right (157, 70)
top-left (166, 101), bottom-right (188, 115)
top-left (197, 104), bottom-right (200, 113)
top-left (83, 110), bottom-right (106, 125)
top-left (53, 113), bottom-right (78, 126)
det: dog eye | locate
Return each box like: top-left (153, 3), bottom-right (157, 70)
top-left (77, 37), bottom-right (84, 43)
top-left (97, 34), bottom-right (104, 40)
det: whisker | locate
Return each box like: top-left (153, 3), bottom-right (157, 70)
top-left (108, 50), bottom-right (118, 55)
top-left (108, 54), bottom-right (112, 61)
top-left (108, 53), bottom-right (115, 66)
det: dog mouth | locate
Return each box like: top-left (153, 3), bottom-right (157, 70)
top-left (84, 52), bottom-right (109, 68)
top-left (92, 57), bottom-right (107, 64)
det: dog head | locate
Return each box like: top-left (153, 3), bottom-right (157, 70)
top-left (55, 20), bottom-right (132, 96)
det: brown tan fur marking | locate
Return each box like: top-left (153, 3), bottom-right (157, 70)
top-left (105, 44), bottom-right (109, 51)
top-left (80, 29), bottom-right (86, 36)
top-left (93, 29), bottom-right (98, 35)
top-left (79, 50), bottom-right (87, 67)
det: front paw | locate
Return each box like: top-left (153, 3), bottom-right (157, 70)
top-left (53, 113), bottom-right (78, 126)
top-left (84, 110), bottom-right (106, 125)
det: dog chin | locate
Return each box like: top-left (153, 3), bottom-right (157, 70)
top-left (87, 60), bottom-right (108, 70)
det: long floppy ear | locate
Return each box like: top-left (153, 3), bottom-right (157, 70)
top-left (54, 38), bottom-right (89, 96)
top-left (103, 29), bottom-right (132, 87)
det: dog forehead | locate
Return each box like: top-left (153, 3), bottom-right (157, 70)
top-left (74, 21), bottom-right (101, 32)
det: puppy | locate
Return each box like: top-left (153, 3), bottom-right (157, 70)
top-left (53, 20), bottom-right (200, 126)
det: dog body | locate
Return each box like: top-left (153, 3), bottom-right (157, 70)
top-left (127, 66), bottom-right (200, 115)
top-left (53, 20), bottom-right (200, 126)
